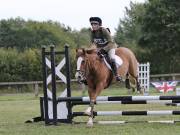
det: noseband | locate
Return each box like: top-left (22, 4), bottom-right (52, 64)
top-left (76, 69), bottom-right (87, 85)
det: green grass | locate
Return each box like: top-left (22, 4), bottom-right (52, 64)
top-left (0, 87), bottom-right (180, 135)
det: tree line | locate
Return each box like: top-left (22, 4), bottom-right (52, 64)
top-left (0, 0), bottom-right (179, 82)
top-left (0, 18), bottom-right (90, 81)
top-left (115, 0), bottom-right (180, 74)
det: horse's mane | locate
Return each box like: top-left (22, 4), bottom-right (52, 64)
top-left (85, 49), bottom-right (97, 54)
top-left (76, 48), bottom-right (97, 58)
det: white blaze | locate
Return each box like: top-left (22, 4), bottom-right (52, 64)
top-left (76, 57), bottom-right (84, 71)
top-left (75, 57), bottom-right (84, 79)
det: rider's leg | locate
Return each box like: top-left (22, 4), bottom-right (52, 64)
top-left (108, 49), bottom-right (122, 81)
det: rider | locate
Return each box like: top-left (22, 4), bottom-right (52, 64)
top-left (89, 17), bottom-right (122, 81)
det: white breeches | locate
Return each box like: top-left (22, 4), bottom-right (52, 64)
top-left (108, 49), bottom-right (123, 68)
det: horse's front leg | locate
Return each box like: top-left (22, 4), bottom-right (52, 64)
top-left (84, 87), bottom-right (95, 115)
top-left (86, 83), bottom-right (104, 127)
top-left (85, 87), bottom-right (96, 127)
top-left (86, 100), bottom-right (95, 127)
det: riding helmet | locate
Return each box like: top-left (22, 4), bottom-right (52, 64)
top-left (89, 17), bottom-right (102, 25)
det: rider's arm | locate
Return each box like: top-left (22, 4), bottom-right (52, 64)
top-left (101, 27), bottom-right (114, 44)
top-left (102, 28), bottom-right (117, 51)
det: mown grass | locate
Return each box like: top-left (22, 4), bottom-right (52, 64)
top-left (0, 87), bottom-right (180, 135)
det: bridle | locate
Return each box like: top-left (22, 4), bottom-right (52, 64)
top-left (76, 49), bottom-right (105, 85)
top-left (76, 69), bottom-right (87, 84)
top-left (76, 56), bottom-right (87, 84)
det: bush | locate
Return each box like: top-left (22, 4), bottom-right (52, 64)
top-left (0, 48), bottom-right (42, 82)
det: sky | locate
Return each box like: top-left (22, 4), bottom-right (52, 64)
top-left (0, 0), bottom-right (145, 35)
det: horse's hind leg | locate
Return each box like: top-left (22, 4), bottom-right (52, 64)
top-left (136, 78), bottom-right (144, 94)
top-left (125, 73), bottom-right (131, 89)
top-left (136, 80), bottom-right (141, 92)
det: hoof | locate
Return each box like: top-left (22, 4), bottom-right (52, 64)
top-left (140, 87), bottom-right (145, 94)
top-left (86, 118), bottom-right (93, 127)
top-left (84, 107), bottom-right (91, 116)
top-left (86, 121), bottom-right (93, 127)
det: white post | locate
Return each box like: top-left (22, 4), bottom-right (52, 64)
top-left (138, 62), bottom-right (150, 94)
top-left (176, 87), bottom-right (180, 96)
top-left (34, 83), bottom-right (39, 97)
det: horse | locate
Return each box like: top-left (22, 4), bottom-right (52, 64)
top-left (75, 47), bottom-right (142, 127)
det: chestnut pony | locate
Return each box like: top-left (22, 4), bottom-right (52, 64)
top-left (75, 47), bottom-right (142, 127)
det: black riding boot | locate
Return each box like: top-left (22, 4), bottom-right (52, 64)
top-left (111, 60), bottom-right (122, 81)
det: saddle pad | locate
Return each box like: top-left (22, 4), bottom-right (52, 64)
top-left (103, 55), bottom-right (123, 70)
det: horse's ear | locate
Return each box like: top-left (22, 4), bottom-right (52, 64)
top-left (82, 48), bottom-right (86, 56)
top-left (76, 48), bottom-right (86, 57)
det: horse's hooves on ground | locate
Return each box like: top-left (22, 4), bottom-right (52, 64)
top-left (86, 123), bottom-right (93, 127)
top-left (86, 121), bottom-right (93, 127)
top-left (86, 118), bottom-right (93, 127)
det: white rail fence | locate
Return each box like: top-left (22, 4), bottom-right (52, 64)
top-left (138, 62), bottom-right (150, 92)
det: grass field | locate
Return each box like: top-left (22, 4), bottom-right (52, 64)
top-left (0, 87), bottom-right (180, 135)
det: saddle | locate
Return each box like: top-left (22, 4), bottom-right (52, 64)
top-left (97, 49), bottom-right (123, 82)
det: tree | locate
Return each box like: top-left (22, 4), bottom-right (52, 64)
top-left (0, 18), bottom-right (93, 81)
top-left (115, 0), bottom-right (180, 74)
top-left (139, 0), bottom-right (180, 73)
top-left (114, 1), bottom-right (147, 62)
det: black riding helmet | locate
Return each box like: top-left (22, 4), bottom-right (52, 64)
top-left (89, 17), bottom-right (102, 25)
